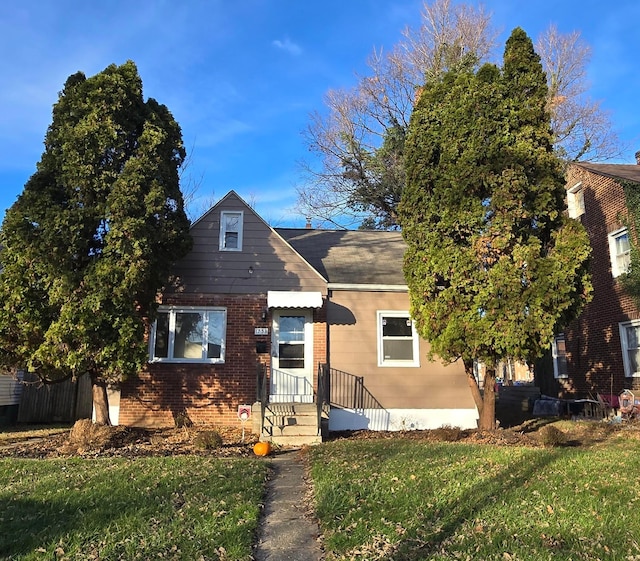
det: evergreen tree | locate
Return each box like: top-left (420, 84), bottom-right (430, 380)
top-left (0, 61), bottom-right (192, 424)
top-left (399, 29), bottom-right (592, 429)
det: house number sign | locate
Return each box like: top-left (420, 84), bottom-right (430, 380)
top-left (254, 327), bottom-right (269, 336)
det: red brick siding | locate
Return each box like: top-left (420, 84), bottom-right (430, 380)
top-left (550, 167), bottom-right (640, 397)
top-left (119, 294), bottom-right (328, 427)
top-left (312, 304), bottom-right (328, 388)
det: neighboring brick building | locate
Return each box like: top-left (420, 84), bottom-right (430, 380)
top-left (537, 161), bottom-right (640, 400)
top-left (115, 191), bottom-right (478, 435)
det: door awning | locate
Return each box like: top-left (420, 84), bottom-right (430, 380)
top-left (267, 291), bottom-right (323, 309)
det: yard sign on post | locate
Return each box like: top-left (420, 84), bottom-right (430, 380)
top-left (238, 405), bottom-right (251, 442)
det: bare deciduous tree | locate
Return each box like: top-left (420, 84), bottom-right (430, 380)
top-left (298, 1), bottom-right (620, 229)
top-left (536, 24), bottom-right (620, 161)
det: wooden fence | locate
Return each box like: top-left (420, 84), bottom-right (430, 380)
top-left (17, 372), bottom-right (93, 424)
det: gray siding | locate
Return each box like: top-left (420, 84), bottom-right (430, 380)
top-left (168, 193), bottom-right (326, 294)
top-left (0, 373), bottom-right (22, 407)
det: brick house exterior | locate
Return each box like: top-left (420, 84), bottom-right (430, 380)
top-left (536, 161), bottom-right (640, 400)
top-left (116, 191), bottom-right (478, 432)
top-left (119, 295), bottom-right (328, 427)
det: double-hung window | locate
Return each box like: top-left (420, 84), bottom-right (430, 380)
top-left (609, 227), bottom-right (631, 278)
top-left (552, 334), bottom-right (568, 379)
top-left (150, 307), bottom-right (226, 363)
top-left (619, 320), bottom-right (640, 377)
top-left (219, 211), bottom-right (243, 251)
top-left (377, 311), bottom-right (420, 367)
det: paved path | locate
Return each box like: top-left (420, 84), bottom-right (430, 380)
top-left (254, 450), bottom-right (324, 561)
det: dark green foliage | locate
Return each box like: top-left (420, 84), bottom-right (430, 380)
top-left (0, 62), bottom-right (191, 398)
top-left (619, 180), bottom-right (640, 304)
top-left (346, 123), bottom-right (406, 230)
top-left (399, 29), bottom-right (592, 424)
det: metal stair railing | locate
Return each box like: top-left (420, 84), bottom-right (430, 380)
top-left (322, 365), bottom-right (384, 411)
top-left (256, 362), bottom-right (269, 437)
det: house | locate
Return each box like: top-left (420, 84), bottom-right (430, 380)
top-left (536, 160), bottom-right (640, 403)
top-left (0, 370), bottom-right (23, 426)
top-left (116, 191), bottom-right (478, 441)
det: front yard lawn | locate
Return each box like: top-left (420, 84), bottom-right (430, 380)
top-left (0, 456), bottom-right (267, 560)
top-left (3, 421), bottom-right (640, 560)
top-left (308, 431), bottom-right (640, 560)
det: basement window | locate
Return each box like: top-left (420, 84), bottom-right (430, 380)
top-left (377, 311), bottom-right (420, 367)
top-left (150, 307), bottom-right (226, 363)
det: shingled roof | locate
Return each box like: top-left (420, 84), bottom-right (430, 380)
top-left (575, 162), bottom-right (640, 184)
top-left (275, 228), bottom-right (406, 286)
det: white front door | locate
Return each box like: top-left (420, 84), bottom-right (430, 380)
top-left (270, 310), bottom-right (314, 403)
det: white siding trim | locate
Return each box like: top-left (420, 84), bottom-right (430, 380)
top-left (329, 407), bottom-right (478, 431)
top-left (329, 283), bottom-right (407, 292)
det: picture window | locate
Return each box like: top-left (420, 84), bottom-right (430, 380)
top-left (150, 307), bottom-right (226, 363)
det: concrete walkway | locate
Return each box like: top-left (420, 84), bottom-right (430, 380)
top-left (254, 450), bottom-right (324, 561)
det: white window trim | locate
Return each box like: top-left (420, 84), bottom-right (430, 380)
top-left (219, 210), bottom-right (244, 251)
top-left (608, 227), bottom-right (631, 278)
top-left (551, 334), bottom-right (568, 379)
top-left (567, 182), bottom-right (585, 219)
top-left (376, 310), bottom-right (420, 368)
top-left (149, 306), bottom-right (227, 364)
top-left (619, 320), bottom-right (640, 378)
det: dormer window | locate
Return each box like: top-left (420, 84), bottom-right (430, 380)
top-left (567, 182), bottom-right (585, 219)
top-left (219, 211), bottom-right (243, 251)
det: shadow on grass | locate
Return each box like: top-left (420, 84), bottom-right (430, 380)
top-left (313, 440), bottom-right (572, 559)
top-left (391, 446), bottom-right (567, 559)
top-left (0, 461), bottom-right (186, 559)
top-left (0, 485), bottom-right (163, 558)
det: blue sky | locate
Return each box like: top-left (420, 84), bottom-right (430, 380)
top-left (1, 0), bottom-right (639, 227)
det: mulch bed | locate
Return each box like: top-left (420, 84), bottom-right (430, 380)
top-left (0, 420), bottom-right (259, 459)
top-left (2, 417), bottom-right (638, 459)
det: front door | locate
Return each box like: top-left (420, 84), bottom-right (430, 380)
top-left (270, 310), bottom-right (314, 403)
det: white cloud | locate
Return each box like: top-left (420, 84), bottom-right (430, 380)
top-left (272, 38), bottom-right (302, 56)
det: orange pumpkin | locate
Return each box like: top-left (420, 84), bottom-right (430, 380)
top-left (253, 441), bottom-right (271, 456)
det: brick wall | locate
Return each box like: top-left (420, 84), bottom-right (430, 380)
top-left (119, 294), bottom-right (328, 428)
top-left (312, 304), bottom-right (328, 389)
top-left (553, 166), bottom-right (640, 397)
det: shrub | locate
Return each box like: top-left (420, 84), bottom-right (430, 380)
top-left (538, 424), bottom-right (567, 446)
top-left (193, 430), bottom-right (223, 450)
top-left (174, 410), bottom-right (193, 428)
top-left (431, 425), bottom-right (463, 442)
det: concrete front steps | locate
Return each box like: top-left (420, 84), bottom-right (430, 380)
top-left (253, 402), bottom-right (323, 446)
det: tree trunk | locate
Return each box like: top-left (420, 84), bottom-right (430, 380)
top-left (464, 359), bottom-right (484, 415)
top-left (478, 366), bottom-right (497, 430)
top-left (92, 376), bottom-right (112, 426)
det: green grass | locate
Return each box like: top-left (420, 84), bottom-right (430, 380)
top-left (308, 438), bottom-right (640, 560)
top-left (0, 456), bottom-right (268, 560)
